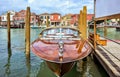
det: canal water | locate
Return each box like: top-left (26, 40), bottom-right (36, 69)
top-left (0, 28), bottom-right (119, 77)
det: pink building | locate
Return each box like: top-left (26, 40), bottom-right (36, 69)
top-left (50, 13), bottom-right (61, 26)
top-left (71, 14), bottom-right (79, 26)
top-left (13, 10), bottom-right (38, 27)
top-left (87, 14), bottom-right (94, 22)
top-left (70, 14), bottom-right (94, 26)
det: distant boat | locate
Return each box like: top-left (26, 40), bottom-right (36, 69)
top-left (0, 26), bottom-right (2, 28)
top-left (30, 25), bottom-right (46, 29)
top-left (31, 26), bottom-right (92, 77)
top-left (30, 25), bottom-right (41, 29)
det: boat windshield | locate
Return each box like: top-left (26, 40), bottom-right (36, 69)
top-left (41, 27), bottom-right (80, 39)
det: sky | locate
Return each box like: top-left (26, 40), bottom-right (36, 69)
top-left (0, 0), bottom-right (94, 15)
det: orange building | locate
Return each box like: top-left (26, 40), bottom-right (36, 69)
top-left (50, 13), bottom-right (61, 26)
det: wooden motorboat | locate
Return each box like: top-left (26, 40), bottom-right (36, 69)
top-left (31, 26), bottom-right (92, 77)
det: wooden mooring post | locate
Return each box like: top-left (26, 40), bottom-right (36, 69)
top-left (25, 7), bottom-right (31, 56)
top-left (82, 6), bottom-right (87, 40)
top-left (79, 6), bottom-right (88, 61)
top-left (104, 19), bottom-right (107, 37)
top-left (79, 6), bottom-right (87, 40)
top-left (79, 10), bottom-right (83, 34)
top-left (93, 0), bottom-right (97, 49)
top-left (7, 12), bottom-right (11, 48)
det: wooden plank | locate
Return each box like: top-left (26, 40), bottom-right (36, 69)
top-left (94, 45), bottom-right (120, 77)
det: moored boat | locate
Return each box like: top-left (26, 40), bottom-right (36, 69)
top-left (31, 26), bottom-right (92, 77)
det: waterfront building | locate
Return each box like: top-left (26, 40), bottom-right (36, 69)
top-left (13, 10), bottom-right (38, 27)
top-left (39, 13), bottom-right (50, 25)
top-left (30, 13), bottom-right (38, 26)
top-left (71, 14), bottom-right (79, 26)
top-left (0, 10), bottom-right (15, 26)
top-left (62, 14), bottom-right (94, 27)
top-left (87, 14), bottom-right (94, 22)
top-left (61, 14), bottom-right (72, 26)
top-left (62, 14), bottom-right (72, 26)
top-left (50, 13), bottom-right (61, 26)
top-left (13, 10), bottom-right (26, 27)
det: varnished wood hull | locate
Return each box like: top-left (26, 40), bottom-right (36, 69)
top-left (46, 61), bottom-right (75, 77)
top-left (31, 39), bottom-right (92, 76)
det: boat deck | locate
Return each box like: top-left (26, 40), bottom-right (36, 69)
top-left (31, 39), bottom-right (92, 63)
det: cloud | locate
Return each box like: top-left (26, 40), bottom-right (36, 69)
top-left (28, 0), bottom-right (34, 3)
top-left (0, 0), bottom-right (94, 15)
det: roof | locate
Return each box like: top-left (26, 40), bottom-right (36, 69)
top-left (40, 13), bottom-right (50, 15)
top-left (51, 13), bottom-right (61, 15)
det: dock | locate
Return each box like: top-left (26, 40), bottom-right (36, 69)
top-left (94, 40), bottom-right (120, 77)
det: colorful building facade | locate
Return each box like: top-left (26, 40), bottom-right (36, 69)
top-left (50, 13), bottom-right (61, 26)
top-left (39, 13), bottom-right (50, 25)
top-left (13, 10), bottom-right (37, 27)
top-left (1, 11), bottom-right (15, 26)
top-left (71, 14), bottom-right (79, 26)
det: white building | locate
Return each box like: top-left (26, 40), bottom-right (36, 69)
top-left (1, 10), bottom-right (15, 26)
top-left (39, 13), bottom-right (50, 25)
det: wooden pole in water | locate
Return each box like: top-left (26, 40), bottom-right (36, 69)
top-left (25, 7), bottom-right (31, 56)
top-left (78, 13), bottom-right (80, 28)
top-left (93, 0), bottom-right (97, 49)
top-left (104, 19), bottom-right (107, 37)
top-left (7, 12), bottom-right (11, 48)
top-left (79, 10), bottom-right (83, 34)
top-left (83, 6), bottom-right (87, 40)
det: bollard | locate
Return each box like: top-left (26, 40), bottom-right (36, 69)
top-left (25, 7), bottom-right (31, 56)
top-left (7, 12), bottom-right (11, 48)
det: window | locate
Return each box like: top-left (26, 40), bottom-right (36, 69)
top-left (51, 16), bottom-right (53, 19)
top-left (40, 16), bottom-right (43, 19)
top-left (2, 17), bottom-right (4, 20)
top-left (32, 18), bottom-right (34, 21)
top-left (45, 16), bottom-right (46, 19)
top-left (58, 16), bottom-right (60, 19)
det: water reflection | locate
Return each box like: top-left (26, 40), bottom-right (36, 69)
top-left (4, 48), bottom-right (12, 77)
top-left (77, 57), bottom-right (92, 77)
top-left (26, 55), bottom-right (31, 77)
top-left (36, 62), bottom-right (56, 77)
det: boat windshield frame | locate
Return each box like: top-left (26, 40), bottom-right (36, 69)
top-left (39, 26), bottom-right (81, 40)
